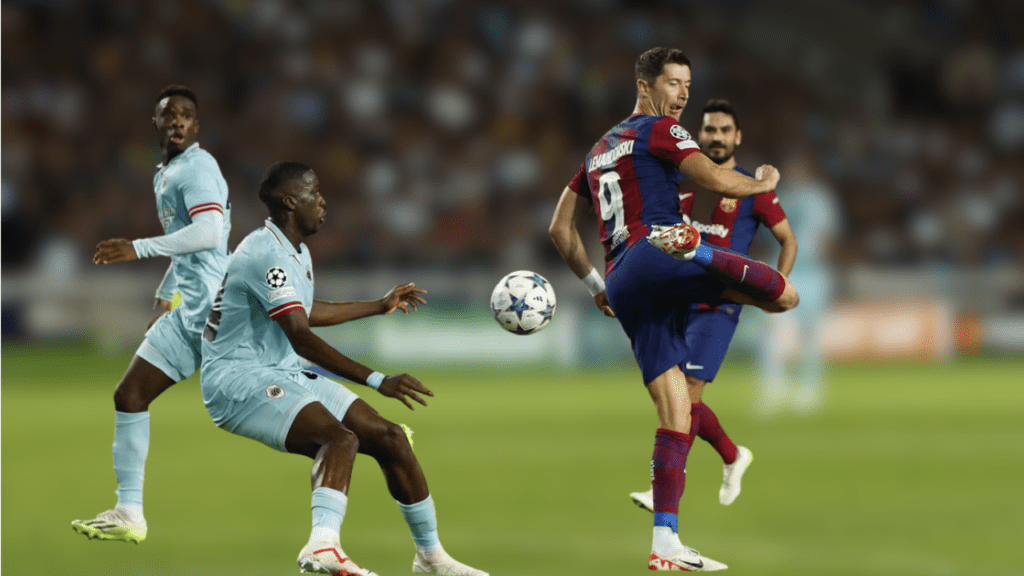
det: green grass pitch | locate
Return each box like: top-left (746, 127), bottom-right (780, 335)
top-left (3, 343), bottom-right (1023, 575)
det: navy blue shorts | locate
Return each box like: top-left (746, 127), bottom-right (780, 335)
top-left (678, 301), bottom-right (742, 383)
top-left (605, 241), bottom-right (727, 384)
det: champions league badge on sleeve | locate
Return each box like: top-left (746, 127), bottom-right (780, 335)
top-left (266, 267), bottom-right (288, 288)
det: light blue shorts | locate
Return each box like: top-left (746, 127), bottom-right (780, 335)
top-left (136, 307), bottom-right (202, 382)
top-left (202, 369), bottom-right (360, 452)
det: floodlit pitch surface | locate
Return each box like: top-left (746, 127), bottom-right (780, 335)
top-left (3, 343), bottom-right (1022, 576)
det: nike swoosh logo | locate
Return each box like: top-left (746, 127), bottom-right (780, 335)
top-left (685, 362), bottom-right (704, 370)
top-left (682, 558), bottom-right (704, 569)
top-left (679, 192), bottom-right (694, 200)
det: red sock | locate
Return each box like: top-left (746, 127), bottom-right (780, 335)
top-left (692, 402), bottom-right (738, 464)
top-left (706, 249), bottom-right (785, 301)
top-left (652, 428), bottom-right (691, 524)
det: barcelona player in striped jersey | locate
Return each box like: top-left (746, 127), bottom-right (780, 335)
top-left (73, 86), bottom-right (231, 543)
top-left (629, 99), bottom-right (798, 515)
top-left (550, 48), bottom-right (799, 571)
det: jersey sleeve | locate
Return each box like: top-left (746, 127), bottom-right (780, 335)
top-left (242, 252), bottom-right (304, 320)
top-left (567, 162), bottom-right (590, 197)
top-left (648, 117), bottom-right (701, 165)
top-left (753, 190), bottom-right (787, 228)
top-left (179, 157), bottom-right (226, 219)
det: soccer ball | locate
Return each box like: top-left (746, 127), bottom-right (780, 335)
top-left (490, 270), bottom-right (556, 335)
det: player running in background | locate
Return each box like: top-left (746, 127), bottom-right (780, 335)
top-left (629, 98), bottom-right (798, 512)
top-left (73, 85), bottom-right (231, 544)
top-left (200, 161), bottom-right (487, 576)
top-left (549, 48), bottom-right (798, 571)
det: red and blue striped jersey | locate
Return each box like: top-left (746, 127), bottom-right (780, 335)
top-left (678, 166), bottom-right (786, 256)
top-left (568, 114), bottom-right (700, 274)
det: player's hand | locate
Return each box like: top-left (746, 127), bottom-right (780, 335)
top-left (594, 292), bottom-right (615, 317)
top-left (380, 283), bottom-right (427, 315)
top-left (378, 374), bottom-right (434, 410)
top-left (155, 298), bottom-right (173, 311)
top-left (94, 239), bottom-right (138, 264)
top-left (754, 164), bottom-right (780, 190)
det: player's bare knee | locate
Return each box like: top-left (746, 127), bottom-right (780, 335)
top-left (778, 286), bottom-right (799, 312)
top-left (326, 425), bottom-right (360, 458)
top-left (113, 379), bottom-right (149, 412)
top-left (378, 421), bottom-right (413, 457)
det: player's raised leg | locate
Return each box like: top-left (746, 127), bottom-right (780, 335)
top-left (71, 356), bottom-right (178, 543)
top-left (648, 223), bottom-right (798, 313)
top-left (287, 402), bottom-right (378, 576)
top-left (341, 400), bottom-right (488, 576)
top-left (646, 367), bottom-right (727, 571)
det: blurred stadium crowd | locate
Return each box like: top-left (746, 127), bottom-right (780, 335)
top-left (3, 0), bottom-right (1023, 286)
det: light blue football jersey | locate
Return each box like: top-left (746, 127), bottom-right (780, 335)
top-left (200, 219), bottom-right (314, 393)
top-left (152, 142), bottom-right (232, 331)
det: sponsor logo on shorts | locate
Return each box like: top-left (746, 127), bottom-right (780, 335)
top-left (266, 384), bottom-right (285, 399)
top-left (685, 362), bottom-right (704, 371)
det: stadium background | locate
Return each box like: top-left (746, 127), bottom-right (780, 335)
top-left (2, 1), bottom-right (1022, 575)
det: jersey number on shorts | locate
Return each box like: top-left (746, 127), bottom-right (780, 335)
top-left (597, 171), bottom-right (627, 248)
top-left (203, 276), bottom-right (227, 343)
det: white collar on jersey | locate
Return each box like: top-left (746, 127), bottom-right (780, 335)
top-left (263, 218), bottom-right (305, 264)
top-left (156, 142), bottom-right (200, 169)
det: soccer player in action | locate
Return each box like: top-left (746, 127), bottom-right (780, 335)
top-left (628, 99), bottom-right (798, 512)
top-left (200, 161), bottom-right (487, 576)
top-left (549, 48), bottom-right (798, 571)
top-left (73, 85), bottom-right (231, 544)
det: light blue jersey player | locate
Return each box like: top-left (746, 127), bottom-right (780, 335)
top-left (73, 86), bottom-right (230, 543)
top-left (200, 161), bottom-right (488, 576)
top-left (758, 153), bottom-right (841, 414)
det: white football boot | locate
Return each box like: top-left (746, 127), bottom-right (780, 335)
top-left (298, 541), bottom-right (378, 576)
top-left (71, 509), bottom-right (147, 543)
top-left (413, 550), bottom-right (488, 576)
top-left (719, 446), bottom-right (752, 506)
top-left (649, 546), bottom-right (728, 571)
top-left (630, 487), bottom-right (655, 512)
top-left (647, 223), bottom-right (701, 261)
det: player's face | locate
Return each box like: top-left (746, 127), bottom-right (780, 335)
top-left (650, 63), bottom-right (691, 120)
top-left (699, 111), bottom-right (741, 165)
top-left (153, 96), bottom-right (199, 157)
top-left (291, 169), bottom-right (327, 235)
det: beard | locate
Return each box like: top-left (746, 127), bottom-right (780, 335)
top-left (706, 145), bottom-right (734, 165)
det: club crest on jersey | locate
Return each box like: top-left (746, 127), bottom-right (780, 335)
top-left (266, 267), bottom-right (288, 288)
top-left (719, 198), bottom-right (738, 213)
top-left (669, 124), bottom-right (691, 141)
top-left (266, 384), bottom-right (285, 399)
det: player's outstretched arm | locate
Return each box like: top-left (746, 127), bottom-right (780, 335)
top-left (679, 152), bottom-right (779, 199)
top-left (308, 283), bottom-right (427, 327)
top-left (549, 187), bottom-right (615, 317)
top-left (275, 308), bottom-right (434, 408)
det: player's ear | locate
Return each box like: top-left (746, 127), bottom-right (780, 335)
top-left (282, 194), bottom-right (297, 211)
top-left (636, 77), bottom-right (649, 98)
top-left (735, 129), bottom-right (742, 146)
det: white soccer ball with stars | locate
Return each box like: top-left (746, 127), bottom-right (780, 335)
top-left (490, 270), bottom-right (556, 335)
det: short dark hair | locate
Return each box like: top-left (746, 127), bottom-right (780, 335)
top-left (635, 47), bottom-right (691, 85)
top-left (258, 161), bottom-right (313, 209)
top-left (702, 98), bottom-right (740, 130)
top-left (156, 84), bottom-right (198, 109)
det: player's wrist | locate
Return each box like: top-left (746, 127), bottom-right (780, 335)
top-left (366, 371), bottom-right (386, 390)
top-left (582, 268), bottom-right (605, 296)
